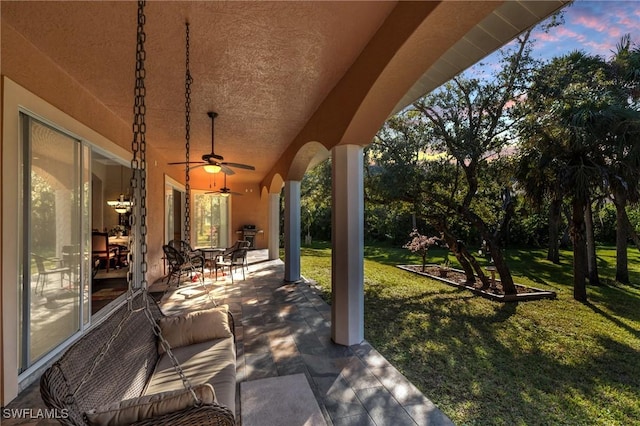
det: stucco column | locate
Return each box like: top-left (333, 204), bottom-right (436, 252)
top-left (284, 180), bottom-right (301, 282)
top-left (331, 144), bottom-right (364, 346)
top-left (268, 192), bottom-right (281, 261)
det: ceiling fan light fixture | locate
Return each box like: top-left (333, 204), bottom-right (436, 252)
top-left (107, 193), bottom-right (132, 213)
top-left (221, 192), bottom-right (230, 197)
top-left (203, 164), bottom-right (222, 174)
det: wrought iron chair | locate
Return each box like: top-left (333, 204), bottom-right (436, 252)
top-left (212, 240), bottom-right (241, 279)
top-left (168, 239), bottom-right (205, 272)
top-left (162, 244), bottom-right (203, 285)
top-left (215, 247), bottom-right (248, 283)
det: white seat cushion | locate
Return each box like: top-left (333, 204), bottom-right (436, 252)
top-left (145, 337), bottom-right (236, 416)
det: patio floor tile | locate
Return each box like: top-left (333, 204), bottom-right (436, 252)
top-left (3, 251), bottom-right (453, 426)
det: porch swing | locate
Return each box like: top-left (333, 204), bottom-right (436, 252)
top-left (39, 3), bottom-right (237, 425)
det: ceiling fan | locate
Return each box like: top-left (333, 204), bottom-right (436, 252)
top-left (169, 111), bottom-right (255, 175)
top-left (205, 173), bottom-right (242, 197)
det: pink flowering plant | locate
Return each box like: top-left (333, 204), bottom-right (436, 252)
top-left (403, 229), bottom-right (440, 272)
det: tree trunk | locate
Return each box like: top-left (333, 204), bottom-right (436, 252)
top-left (571, 199), bottom-right (588, 302)
top-left (613, 193), bottom-right (630, 283)
top-left (560, 205), bottom-right (572, 248)
top-left (622, 213), bottom-right (640, 252)
top-left (584, 199), bottom-right (600, 286)
top-left (486, 237), bottom-right (517, 295)
top-left (460, 208), bottom-right (517, 294)
top-left (547, 198), bottom-right (562, 264)
top-left (439, 228), bottom-right (485, 286)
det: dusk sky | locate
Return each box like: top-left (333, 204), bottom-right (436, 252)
top-left (532, 0), bottom-right (640, 61)
top-left (473, 0), bottom-right (640, 74)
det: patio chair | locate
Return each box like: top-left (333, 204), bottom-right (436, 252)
top-left (239, 239), bottom-right (251, 271)
top-left (212, 240), bottom-right (242, 279)
top-left (162, 244), bottom-right (203, 285)
top-left (32, 253), bottom-right (71, 296)
top-left (168, 239), bottom-right (205, 272)
top-left (215, 247), bottom-right (248, 283)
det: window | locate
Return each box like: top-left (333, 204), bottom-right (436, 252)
top-left (192, 192), bottom-right (230, 248)
top-left (19, 113), bottom-right (90, 371)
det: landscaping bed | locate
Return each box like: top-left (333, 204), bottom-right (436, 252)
top-left (397, 264), bottom-right (556, 302)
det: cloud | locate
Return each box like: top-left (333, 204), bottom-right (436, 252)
top-left (573, 15), bottom-right (608, 33)
top-left (555, 27), bottom-right (587, 44)
top-left (534, 1), bottom-right (640, 59)
top-left (583, 41), bottom-right (613, 57)
top-left (536, 32), bottom-right (561, 43)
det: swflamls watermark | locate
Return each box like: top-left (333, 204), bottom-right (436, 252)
top-left (1, 407), bottom-right (69, 420)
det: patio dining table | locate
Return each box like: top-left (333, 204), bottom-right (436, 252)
top-left (200, 247), bottom-right (226, 278)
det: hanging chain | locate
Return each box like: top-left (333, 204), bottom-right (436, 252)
top-left (73, 1), bottom-right (148, 400)
top-left (127, 1), bottom-right (199, 404)
top-left (184, 22), bottom-right (192, 246)
top-left (127, 0), bottom-right (149, 311)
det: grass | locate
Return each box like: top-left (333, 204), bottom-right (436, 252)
top-left (300, 241), bottom-right (640, 425)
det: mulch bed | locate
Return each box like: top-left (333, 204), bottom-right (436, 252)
top-left (397, 264), bottom-right (556, 302)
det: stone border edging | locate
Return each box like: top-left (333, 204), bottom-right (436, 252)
top-left (397, 264), bottom-right (557, 302)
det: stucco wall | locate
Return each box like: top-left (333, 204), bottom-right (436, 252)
top-left (1, 20), bottom-right (269, 403)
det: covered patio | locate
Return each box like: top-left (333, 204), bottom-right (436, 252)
top-left (5, 255), bottom-right (452, 425)
top-left (2, 0), bottom-right (569, 415)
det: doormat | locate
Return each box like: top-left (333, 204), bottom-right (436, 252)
top-left (240, 373), bottom-right (325, 426)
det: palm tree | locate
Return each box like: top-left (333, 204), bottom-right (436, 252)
top-left (516, 51), bottom-right (612, 301)
top-left (603, 36), bottom-right (640, 283)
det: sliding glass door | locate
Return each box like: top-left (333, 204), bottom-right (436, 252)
top-left (192, 192), bottom-right (230, 248)
top-left (19, 113), bottom-right (90, 372)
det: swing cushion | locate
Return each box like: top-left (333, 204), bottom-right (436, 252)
top-left (157, 304), bottom-right (232, 354)
top-left (144, 334), bottom-right (237, 416)
top-left (85, 383), bottom-right (215, 426)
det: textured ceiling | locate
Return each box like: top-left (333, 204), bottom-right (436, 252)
top-left (2, 1), bottom-right (395, 184)
top-left (2, 1), bottom-right (568, 188)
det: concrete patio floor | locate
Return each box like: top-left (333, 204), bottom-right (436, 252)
top-left (3, 251), bottom-right (453, 425)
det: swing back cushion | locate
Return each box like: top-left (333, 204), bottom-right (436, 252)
top-left (157, 305), bottom-right (232, 354)
top-left (40, 294), bottom-right (237, 425)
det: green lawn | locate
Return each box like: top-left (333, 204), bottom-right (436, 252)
top-left (300, 242), bottom-right (640, 426)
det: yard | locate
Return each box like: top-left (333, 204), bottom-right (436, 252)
top-left (300, 242), bottom-right (640, 425)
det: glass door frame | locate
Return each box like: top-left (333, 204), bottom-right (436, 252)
top-left (18, 111), bottom-right (90, 373)
top-left (164, 175), bottom-right (185, 244)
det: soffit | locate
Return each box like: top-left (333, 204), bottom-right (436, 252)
top-left (393, 0), bottom-right (569, 114)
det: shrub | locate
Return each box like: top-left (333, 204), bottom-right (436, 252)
top-left (403, 229), bottom-right (439, 272)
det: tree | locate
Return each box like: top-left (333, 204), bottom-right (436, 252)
top-left (515, 149), bottom-right (565, 263)
top-left (300, 159), bottom-right (332, 242)
top-left (403, 230), bottom-right (439, 272)
top-left (410, 29), bottom-right (540, 295)
top-left (602, 36), bottom-right (640, 283)
top-left (514, 47), bottom-right (640, 300)
top-left (364, 113), bottom-right (430, 243)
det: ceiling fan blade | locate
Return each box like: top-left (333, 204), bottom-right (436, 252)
top-left (206, 191), bottom-right (242, 196)
top-left (222, 162), bottom-right (255, 170)
top-left (219, 165), bottom-right (236, 175)
top-left (206, 192), bottom-right (242, 197)
top-left (168, 161), bottom-right (205, 165)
